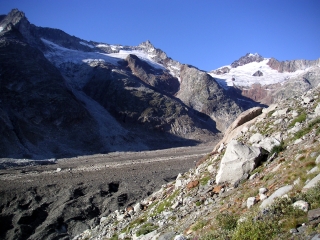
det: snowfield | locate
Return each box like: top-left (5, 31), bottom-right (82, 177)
top-left (209, 59), bottom-right (308, 88)
top-left (41, 38), bottom-right (165, 70)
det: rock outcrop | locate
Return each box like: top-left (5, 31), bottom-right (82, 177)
top-left (267, 57), bottom-right (320, 73)
top-left (252, 70), bottom-right (263, 76)
top-left (213, 107), bottom-right (263, 151)
top-left (231, 53), bottom-right (264, 68)
top-left (125, 54), bottom-right (180, 95)
top-left (177, 64), bottom-right (243, 131)
top-left (215, 140), bottom-right (264, 185)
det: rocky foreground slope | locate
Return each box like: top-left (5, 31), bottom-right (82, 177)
top-left (75, 85), bottom-right (320, 240)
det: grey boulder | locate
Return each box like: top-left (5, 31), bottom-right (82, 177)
top-left (216, 140), bottom-right (263, 185)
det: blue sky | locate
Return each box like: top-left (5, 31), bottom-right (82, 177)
top-left (1, 0), bottom-right (319, 71)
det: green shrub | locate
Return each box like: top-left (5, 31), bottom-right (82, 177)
top-left (192, 220), bottom-right (208, 231)
top-left (216, 212), bottom-right (238, 231)
top-left (289, 112), bottom-right (307, 128)
top-left (267, 110), bottom-right (276, 118)
top-left (232, 216), bottom-right (280, 240)
top-left (294, 117), bottom-right (320, 139)
top-left (200, 175), bottom-right (211, 186)
top-left (110, 234), bottom-right (118, 240)
top-left (296, 182), bottom-right (320, 209)
top-left (136, 223), bottom-right (158, 237)
top-left (269, 140), bottom-right (285, 156)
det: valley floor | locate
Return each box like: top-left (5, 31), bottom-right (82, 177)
top-left (0, 142), bottom-right (217, 239)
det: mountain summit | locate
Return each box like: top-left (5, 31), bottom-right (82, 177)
top-left (231, 53), bottom-right (264, 68)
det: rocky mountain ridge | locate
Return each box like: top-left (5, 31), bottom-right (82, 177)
top-left (75, 84), bottom-right (320, 240)
top-left (0, 9), bottom-right (265, 159)
top-left (209, 53), bottom-right (320, 105)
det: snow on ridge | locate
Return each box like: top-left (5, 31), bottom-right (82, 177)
top-left (209, 59), bottom-right (306, 88)
top-left (79, 41), bottom-right (95, 48)
top-left (41, 38), bottom-right (183, 80)
top-left (41, 38), bottom-right (120, 66)
top-left (0, 26), bottom-right (3, 33)
top-left (96, 43), bottom-right (110, 48)
top-left (108, 50), bottom-right (166, 70)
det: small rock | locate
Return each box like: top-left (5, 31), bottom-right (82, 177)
top-left (274, 119), bottom-right (283, 125)
top-left (118, 233), bottom-right (127, 239)
top-left (303, 173), bottom-right (320, 190)
top-left (310, 152), bottom-right (318, 158)
top-left (272, 108), bottom-right (289, 117)
top-left (249, 133), bottom-right (264, 144)
top-left (247, 197), bottom-right (257, 209)
top-left (311, 234), bottom-right (320, 240)
top-left (249, 172), bottom-right (259, 180)
top-left (100, 217), bottom-right (107, 224)
top-left (217, 143), bottom-right (224, 153)
top-left (307, 166), bottom-right (319, 175)
top-left (290, 228), bottom-right (298, 234)
top-left (175, 179), bottom-right (184, 189)
top-left (294, 139), bottom-right (303, 145)
top-left (293, 200), bottom-right (309, 212)
top-left (126, 206), bottom-right (134, 212)
top-left (158, 232), bottom-right (176, 240)
top-left (213, 185), bottom-right (224, 194)
top-left (259, 194), bottom-right (268, 201)
top-left (207, 165), bottom-right (215, 173)
top-left (187, 180), bottom-right (199, 190)
top-left (138, 230), bottom-right (159, 240)
top-left (260, 185), bottom-right (293, 209)
top-left (303, 96), bottom-right (313, 104)
top-left (316, 155), bottom-right (320, 164)
top-left (171, 201), bottom-right (180, 209)
top-left (162, 211), bottom-right (173, 219)
top-left (315, 103), bottom-right (320, 116)
top-left (292, 111), bottom-right (299, 117)
top-left (308, 208), bottom-right (320, 222)
top-left (134, 202), bottom-right (142, 213)
top-left (259, 188), bottom-right (268, 194)
top-left (174, 235), bottom-right (187, 240)
top-left (293, 178), bottom-right (301, 185)
top-left (297, 224), bottom-right (307, 233)
top-left (117, 214), bottom-right (125, 221)
top-left (56, 168), bottom-right (62, 172)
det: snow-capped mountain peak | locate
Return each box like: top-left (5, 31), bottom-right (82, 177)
top-left (230, 53), bottom-right (264, 68)
top-left (209, 57), bottom-right (310, 89)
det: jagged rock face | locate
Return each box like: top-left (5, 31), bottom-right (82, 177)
top-left (240, 83), bottom-right (270, 103)
top-left (213, 107), bottom-right (263, 152)
top-left (231, 53), bottom-right (264, 68)
top-left (177, 65), bottom-right (243, 131)
top-left (125, 54), bottom-right (180, 95)
top-left (267, 57), bottom-right (320, 73)
top-left (0, 28), bottom-right (105, 159)
top-left (271, 79), bottom-right (311, 103)
top-left (252, 70), bottom-right (263, 76)
top-left (210, 66), bottom-right (230, 75)
top-left (82, 63), bottom-right (216, 141)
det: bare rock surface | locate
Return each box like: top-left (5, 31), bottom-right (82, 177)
top-left (216, 140), bottom-right (264, 185)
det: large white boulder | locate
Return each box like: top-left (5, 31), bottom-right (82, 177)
top-left (216, 140), bottom-right (263, 185)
